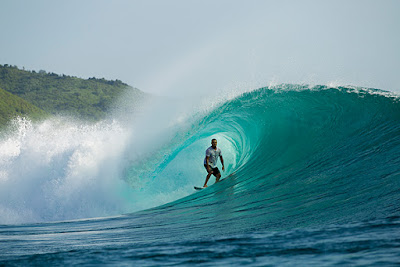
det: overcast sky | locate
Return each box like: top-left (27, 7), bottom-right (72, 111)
top-left (1, 0), bottom-right (399, 96)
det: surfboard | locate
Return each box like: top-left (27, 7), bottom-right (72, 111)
top-left (194, 177), bottom-right (227, 190)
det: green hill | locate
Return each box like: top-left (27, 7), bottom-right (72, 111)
top-left (0, 86), bottom-right (49, 127)
top-left (0, 64), bottom-right (145, 121)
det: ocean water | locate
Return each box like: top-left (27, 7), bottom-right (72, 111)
top-left (1, 84), bottom-right (400, 266)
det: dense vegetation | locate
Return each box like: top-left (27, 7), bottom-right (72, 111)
top-left (0, 64), bottom-right (144, 124)
top-left (0, 86), bottom-right (49, 127)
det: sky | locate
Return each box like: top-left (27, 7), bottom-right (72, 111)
top-left (0, 0), bottom-right (399, 97)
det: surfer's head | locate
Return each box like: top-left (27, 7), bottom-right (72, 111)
top-left (211, 139), bottom-right (217, 148)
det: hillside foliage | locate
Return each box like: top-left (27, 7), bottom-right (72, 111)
top-left (0, 64), bottom-right (144, 122)
top-left (0, 86), bottom-right (49, 127)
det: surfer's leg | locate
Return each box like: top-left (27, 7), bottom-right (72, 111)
top-left (216, 173), bottom-right (221, 183)
top-left (204, 164), bottom-right (212, 187)
top-left (212, 167), bottom-right (221, 183)
top-left (204, 173), bottom-right (212, 187)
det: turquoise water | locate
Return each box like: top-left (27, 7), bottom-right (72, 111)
top-left (1, 85), bottom-right (400, 265)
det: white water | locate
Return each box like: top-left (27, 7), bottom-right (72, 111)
top-left (0, 116), bottom-right (135, 223)
top-left (0, 93), bottom-right (202, 224)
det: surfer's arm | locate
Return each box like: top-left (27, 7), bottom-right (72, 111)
top-left (220, 155), bottom-right (225, 171)
top-left (206, 156), bottom-right (212, 173)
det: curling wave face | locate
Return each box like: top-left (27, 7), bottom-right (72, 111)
top-left (140, 84), bottom-right (400, 236)
top-left (0, 84), bottom-right (400, 230)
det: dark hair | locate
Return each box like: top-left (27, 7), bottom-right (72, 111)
top-left (211, 139), bottom-right (217, 143)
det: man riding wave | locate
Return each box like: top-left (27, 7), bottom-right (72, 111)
top-left (203, 138), bottom-right (225, 188)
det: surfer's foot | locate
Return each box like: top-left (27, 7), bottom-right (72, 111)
top-left (203, 185), bottom-right (208, 188)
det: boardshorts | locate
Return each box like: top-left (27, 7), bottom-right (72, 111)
top-left (204, 164), bottom-right (220, 177)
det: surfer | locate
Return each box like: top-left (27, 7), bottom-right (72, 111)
top-left (203, 138), bottom-right (225, 188)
